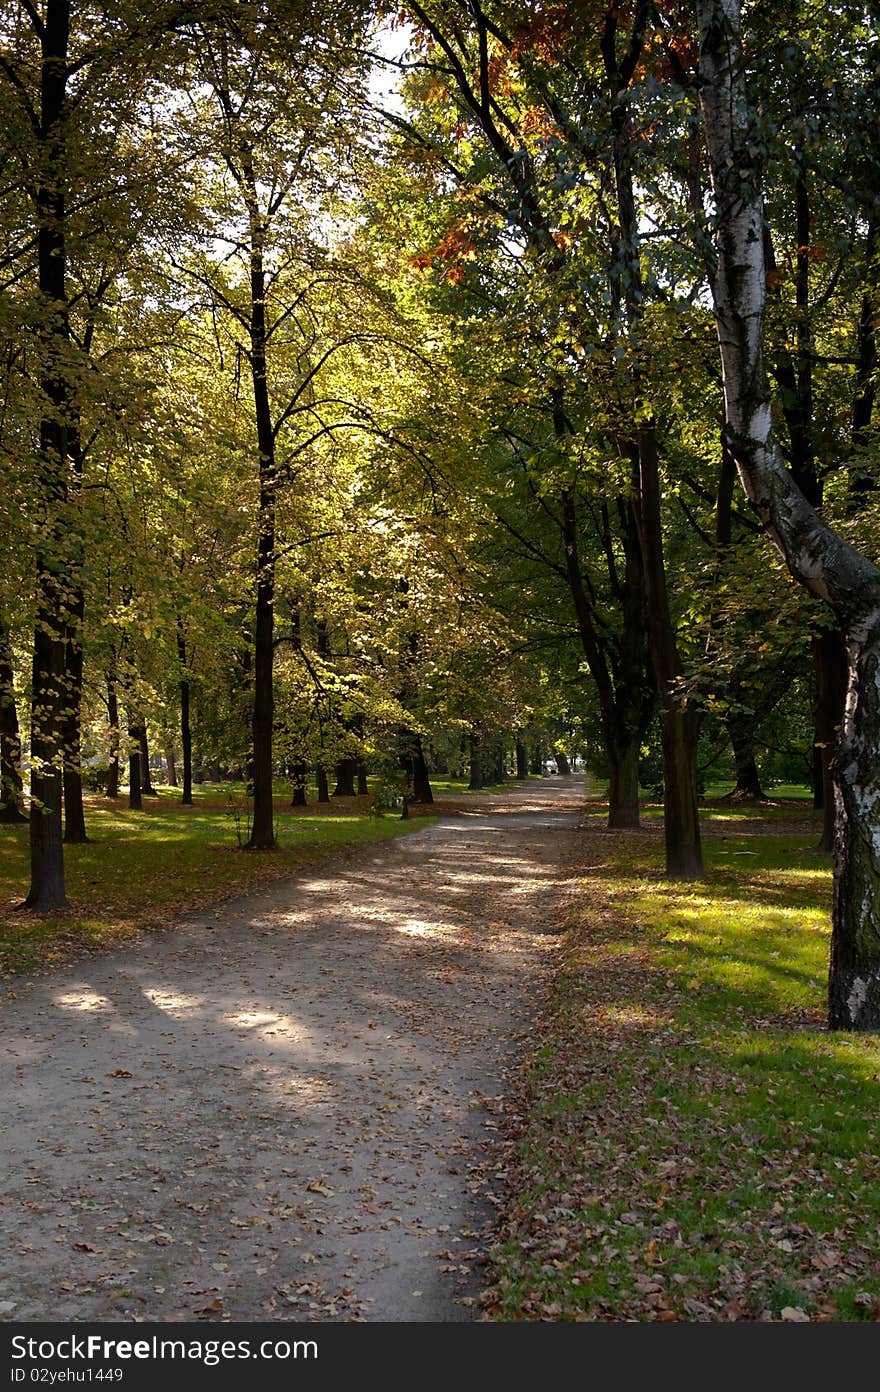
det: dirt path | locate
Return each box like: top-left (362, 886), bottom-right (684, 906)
top-left (0, 777), bottom-right (583, 1323)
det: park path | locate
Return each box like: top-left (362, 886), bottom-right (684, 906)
top-left (0, 777), bottom-right (583, 1323)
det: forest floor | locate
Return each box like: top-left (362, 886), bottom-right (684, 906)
top-left (0, 776), bottom-right (582, 1322)
top-left (485, 799), bottom-right (880, 1322)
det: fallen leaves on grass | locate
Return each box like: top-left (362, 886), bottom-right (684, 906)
top-left (483, 816), bottom-right (880, 1323)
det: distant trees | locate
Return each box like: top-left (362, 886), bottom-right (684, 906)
top-left (2, 1), bottom-right (878, 1027)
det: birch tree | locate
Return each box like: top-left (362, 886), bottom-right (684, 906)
top-left (698, 0), bottom-right (880, 1029)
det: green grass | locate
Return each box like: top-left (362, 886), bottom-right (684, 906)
top-left (486, 804), bottom-right (880, 1322)
top-left (0, 792), bottom-right (434, 975)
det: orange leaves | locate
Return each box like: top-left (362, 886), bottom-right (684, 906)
top-left (408, 224), bottom-right (478, 284)
top-left (510, 5), bottom-right (574, 66)
top-left (520, 105), bottom-right (562, 145)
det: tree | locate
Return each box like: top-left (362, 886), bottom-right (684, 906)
top-left (698, 0), bottom-right (880, 1028)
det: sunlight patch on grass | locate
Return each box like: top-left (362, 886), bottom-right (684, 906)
top-left (486, 815), bottom-right (880, 1322)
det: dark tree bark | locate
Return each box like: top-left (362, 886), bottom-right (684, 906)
top-left (813, 629), bottom-right (847, 852)
top-left (332, 758), bottom-right (357, 797)
top-left (700, 0), bottom-right (880, 1027)
top-left (237, 143), bottom-right (277, 849)
top-left (411, 736), bottom-right (433, 803)
top-left (126, 714), bottom-right (142, 811)
top-left (635, 429), bottom-right (704, 877)
top-left (291, 762), bottom-right (308, 806)
top-left (560, 484), bottom-right (646, 828)
top-left (516, 737), bottom-right (528, 781)
top-left (555, 751), bottom-right (571, 776)
top-left (178, 626), bottom-right (193, 805)
top-left (724, 713), bottom-right (767, 802)
top-left (357, 760), bottom-right (369, 795)
top-left (61, 513), bottom-right (87, 844)
top-left (164, 746), bottom-right (178, 787)
top-left (530, 740), bottom-right (543, 776)
top-left (316, 766), bottom-right (329, 803)
top-left (468, 732), bottom-right (484, 790)
top-left (0, 614), bottom-right (26, 823)
top-left (105, 669), bottom-right (120, 799)
top-left (24, 0), bottom-right (75, 910)
top-left (138, 725), bottom-right (158, 795)
top-left (600, 11), bottom-right (703, 875)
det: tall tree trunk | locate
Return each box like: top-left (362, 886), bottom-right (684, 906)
top-left (61, 470), bottom-right (87, 843)
top-left (600, 14), bottom-right (703, 874)
top-left (105, 669), bottom-right (120, 799)
top-left (316, 766), bottom-right (329, 803)
top-left (177, 626), bottom-right (193, 805)
top-left (357, 760), bottom-right (369, 795)
top-left (555, 751), bottom-right (571, 776)
top-left (530, 740), bottom-right (543, 776)
top-left (468, 732), bottom-right (484, 790)
top-left (635, 429), bottom-right (704, 877)
top-left (699, 0), bottom-right (880, 1027)
top-left (725, 712), bottom-right (766, 802)
top-left (164, 745), bottom-right (178, 787)
top-left (813, 629), bottom-right (847, 852)
top-left (332, 758), bottom-right (357, 797)
top-left (126, 714), bottom-right (142, 811)
top-left (608, 736), bottom-right (641, 826)
top-left (411, 736), bottom-right (433, 803)
top-left (515, 737), bottom-right (528, 781)
top-left (139, 725), bottom-right (158, 795)
top-left (560, 485), bottom-right (645, 828)
top-left (25, 0), bottom-right (75, 910)
top-left (0, 614), bottom-right (26, 823)
top-left (291, 762), bottom-right (307, 806)
top-left (239, 146), bottom-right (276, 850)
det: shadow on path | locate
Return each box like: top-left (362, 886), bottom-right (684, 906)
top-left (0, 777), bottom-right (584, 1322)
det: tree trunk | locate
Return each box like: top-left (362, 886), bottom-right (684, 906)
top-left (106, 669), bottom-right (120, 799)
top-left (357, 760), bottom-right (369, 795)
top-left (240, 147), bottom-right (276, 851)
top-left (468, 733), bottom-right (484, 790)
top-left (24, 0), bottom-right (74, 911)
top-left (516, 737), bottom-right (528, 781)
top-left (127, 715), bottom-right (142, 811)
top-left (699, 0), bottom-right (880, 1026)
top-left (139, 725), bottom-right (158, 795)
top-left (813, 629), bottom-right (847, 852)
top-left (291, 762), bottom-right (307, 806)
top-left (725, 713), bottom-right (767, 802)
top-left (0, 614), bottom-right (26, 823)
top-left (530, 740), bottom-right (543, 776)
top-left (332, 758), bottom-right (357, 797)
top-left (61, 580), bottom-right (87, 843)
top-left (316, 766), bottom-right (329, 803)
top-left (411, 736), bottom-right (433, 803)
top-left (165, 747), bottom-right (178, 787)
top-left (608, 734), bottom-right (641, 827)
top-left (559, 483), bottom-right (648, 829)
top-left (555, 751), bottom-right (571, 776)
top-left (636, 429), bottom-right (704, 877)
top-left (177, 627), bottom-right (193, 806)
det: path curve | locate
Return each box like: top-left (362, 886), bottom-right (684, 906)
top-left (0, 776), bottom-right (583, 1322)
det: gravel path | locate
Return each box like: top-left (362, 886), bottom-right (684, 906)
top-left (0, 777), bottom-right (583, 1323)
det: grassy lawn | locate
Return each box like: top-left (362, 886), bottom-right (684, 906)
top-left (485, 800), bottom-right (880, 1322)
top-left (0, 785), bottom-right (434, 976)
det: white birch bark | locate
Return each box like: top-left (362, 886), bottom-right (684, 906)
top-left (698, 0), bottom-right (880, 1028)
